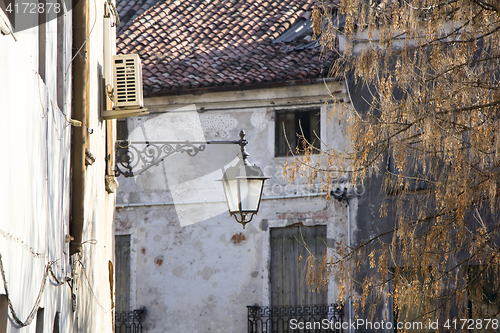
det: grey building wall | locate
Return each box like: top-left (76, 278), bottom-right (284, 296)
top-left (114, 82), bottom-right (356, 332)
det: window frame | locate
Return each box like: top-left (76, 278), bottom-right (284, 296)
top-left (274, 108), bottom-right (321, 157)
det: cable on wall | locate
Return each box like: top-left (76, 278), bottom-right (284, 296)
top-left (0, 254), bottom-right (64, 327)
top-left (48, 260), bottom-right (67, 286)
top-left (64, 0), bottom-right (98, 77)
top-left (76, 258), bottom-right (113, 313)
top-left (105, 0), bottom-right (120, 27)
top-left (0, 229), bottom-right (44, 258)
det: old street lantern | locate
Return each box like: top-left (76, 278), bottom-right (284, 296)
top-left (220, 131), bottom-right (268, 228)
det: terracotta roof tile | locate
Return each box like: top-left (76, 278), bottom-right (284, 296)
top-left (117, 0), bottom-right (337, 96)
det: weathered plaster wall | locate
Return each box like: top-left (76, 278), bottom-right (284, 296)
top-left (115, 82), bottom-right (354, 333)
top-left (0, 2), bottom-right (116, 332)
top-left (0, 14), bottom-right (74, 333)
top-left (346, 78), bottom-right (396, 332)
top-left (72, 2), bottom-right (117, 332)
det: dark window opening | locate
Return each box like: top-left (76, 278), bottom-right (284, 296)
top-left (0, 295), bottom-right (7, 333)
top-left (116, 120), bottom-right (128, 140)
top-left (56, 13), bottom-right (64, 109)
top-left (386, 150), bottom-right (431, 195)
top-left (115, 235), bottom-right (131, 312)
top-left (391, 266), bottom-right (500, 332)
top-left (36, 308), bottom-right (44, 333)
top-left (392, 268), bottom-right (436, 333)
top-left (275, 109), bottom-right (320, 157)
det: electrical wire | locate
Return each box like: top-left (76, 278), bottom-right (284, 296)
top-left (64, 0), bottom-right (98, 77)
top-left (71, 239), bottom-right (98, 246)
top-left (49, 264), bottom-right (66, 286)
top-left (106, 0), bottom-right (120, 27)
top-left (38, 75), bottom-right (48, 118)
top-left (48, 100), bottom-right (73, 140)
top-left (0, 229), bottom-right (44, 258)
top-left (49, 101), bottom-right (63, 140)
top-left (0, 255), bottom-right (62, 327)
top-left (76, 259), bottom-right (113, 313)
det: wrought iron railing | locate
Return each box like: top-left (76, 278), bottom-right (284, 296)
top-left (115, 309), bottom-right (146, 333)
top-left (248, 304), bottom-right (344, 333)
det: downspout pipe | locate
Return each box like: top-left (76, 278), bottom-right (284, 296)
top-left (70, 0), bottom-right (89, 255)
top-left (347, 201), bottom-right (352, 333)
top-left (331, 187), bottom-right (354, 333)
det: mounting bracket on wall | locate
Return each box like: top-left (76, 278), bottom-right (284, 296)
top-left (115, 130), bottom-right (269, 228)
top-left (115, 139), bottom-right (238, 178)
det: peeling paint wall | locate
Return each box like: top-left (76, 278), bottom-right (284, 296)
top-left (115, 83), bottom-right (354, 332)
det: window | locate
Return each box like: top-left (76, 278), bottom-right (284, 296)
top-left (275, 109), bottom-right (320, 157)
top-left (392, 268), bottom-right (436, 332)
top-left (386, 150), bottom-right (431, 194)
top-left (115, 235), bottom-right (131, 312)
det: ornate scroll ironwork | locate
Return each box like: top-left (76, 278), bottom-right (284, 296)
top-left (115, 140), bottom-right (207, 177)
top-left (115, 132), bottom-right (250, 178)
top-left (248, 304), bottom-right (344, 333)
top-left (115, 309), bottom-right (145, 333)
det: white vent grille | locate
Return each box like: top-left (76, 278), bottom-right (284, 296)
top-left (113, 54), bottom-right (144, 109)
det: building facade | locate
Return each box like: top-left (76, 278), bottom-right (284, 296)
top-left (0, 0), bottom-right (120, 331)
top-left (115, 1), bottom-right (500, 332)
top-left (113, 1), bottom-right (356, 332)
top-left (115, 83), bottom-right (353, 332)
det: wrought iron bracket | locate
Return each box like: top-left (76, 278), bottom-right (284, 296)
top-left (115, 130), bottom-right (248, 178)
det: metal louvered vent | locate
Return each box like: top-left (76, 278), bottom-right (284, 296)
top-left (112, 54), bottom-right (144, 109)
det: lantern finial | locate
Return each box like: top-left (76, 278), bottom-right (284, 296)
top-left (238, 130), bottom-right (250, 166)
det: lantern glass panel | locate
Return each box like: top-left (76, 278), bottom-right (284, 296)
top-left (239, 178), bottom-right (264, 212)
top-left (222, 178), bottom-right (239, 213)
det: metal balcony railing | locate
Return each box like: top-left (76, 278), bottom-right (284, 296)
top-left (115, 309), bottom-right (146, 333)
top-left (248, 304), bottom-right (344, 333)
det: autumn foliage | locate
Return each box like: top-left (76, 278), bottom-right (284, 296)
top-left (288, 0), bottom-right (500, 328)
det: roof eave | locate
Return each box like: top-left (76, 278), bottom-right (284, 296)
top-left (144, 77), bottom-right (340, 98)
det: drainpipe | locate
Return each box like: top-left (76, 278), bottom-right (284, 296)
top-left (331, 187), bottom-right (354, 332)
top-left (347, 202), bottom-right (352, 333)
top-left (70, 0), bottom-right (89, 255)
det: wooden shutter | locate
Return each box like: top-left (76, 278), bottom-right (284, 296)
top-left (270, 225), bottom-right (327, 307)
top-left (115, 235), bottom-right (131, 312)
